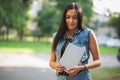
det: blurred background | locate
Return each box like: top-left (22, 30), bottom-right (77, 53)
top-left (0, 0), bottom-right (120, 80)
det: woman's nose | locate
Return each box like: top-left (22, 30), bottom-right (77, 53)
top-left (69, 18), bottom-right (73, 23)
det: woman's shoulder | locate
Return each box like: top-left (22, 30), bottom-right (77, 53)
top-left (81, 28), bottom-right (93, 35)
top-left (80, 28), bottom-right (94, 39)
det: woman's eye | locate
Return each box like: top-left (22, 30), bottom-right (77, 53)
top-left (66, 16), bottom-right (70, 19)
top-left (66, 15), bottom-right (78, 20)
top-left (73, 16), bottom-right (78, 19)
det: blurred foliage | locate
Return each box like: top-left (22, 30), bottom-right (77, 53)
top-left (0, 0), bottom-right (32, 40)
top-left (35, 0), bottom-right (93, 37)
top-left (107, 13), bottom-right (120, 38)
top-left (35, 0), bottom-right (58, 37)
top-left (0, 0), bottom-right (94, 41)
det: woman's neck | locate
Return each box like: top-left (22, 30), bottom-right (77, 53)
top-left (66, 29), bottom-right (76, 38)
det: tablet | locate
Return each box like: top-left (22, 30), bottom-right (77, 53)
top-left (59, 43), bottom-right (86, 70)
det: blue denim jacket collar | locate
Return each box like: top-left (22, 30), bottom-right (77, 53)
top-left (63, 28), bottom-right (81, 40)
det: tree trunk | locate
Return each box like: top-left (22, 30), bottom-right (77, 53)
top-left (17, 28), bottom-right (24, 41)
top-left (6, 26), bottom-right (9, 41)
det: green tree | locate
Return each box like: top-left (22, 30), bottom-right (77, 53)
top-left (35, 0), bottom-right (58, 37)
top-left (0, 0), bottom-right (31, 41)
top-left (108, 13), bottom-right (120, 38)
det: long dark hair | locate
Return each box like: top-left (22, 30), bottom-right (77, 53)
top-left (52, 2), bottom-right (85, 51)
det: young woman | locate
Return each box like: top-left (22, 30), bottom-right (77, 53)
top-left (49, 2), bottom-right (101, 80)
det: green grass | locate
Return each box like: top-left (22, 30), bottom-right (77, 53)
top-left (99, 46), bottom-right (119, 55)
top-left (90, 67), bottom-right (120, 80)
top-left (0, 40), bottom-right (51, 54)
top-left (0, 40), bottom-right (119, 54)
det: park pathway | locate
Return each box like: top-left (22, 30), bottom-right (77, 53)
top-left (0, 53), bottom-right (120, 80)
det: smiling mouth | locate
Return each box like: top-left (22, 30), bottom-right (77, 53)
top-left (69, 24), bottom-right (75, 26)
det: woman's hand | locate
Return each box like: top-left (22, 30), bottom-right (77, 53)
top-left (55, 62), bottom-right (65, 72)
top-left (65, 66), bottom-right (84, 76)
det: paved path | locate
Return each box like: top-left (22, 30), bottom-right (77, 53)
top-left (0, 53), bottom-right (56, 80)
top-left (0, 53), bottom-right (120, 80)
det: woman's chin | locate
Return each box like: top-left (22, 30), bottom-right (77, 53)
top-left (68, 27), bottom-right (76, 30)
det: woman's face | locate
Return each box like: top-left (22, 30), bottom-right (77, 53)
top-left (66, 9), bottom-right (78, 31)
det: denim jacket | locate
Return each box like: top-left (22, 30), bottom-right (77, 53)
top-left (53, 28), bottom-right (91, 64)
